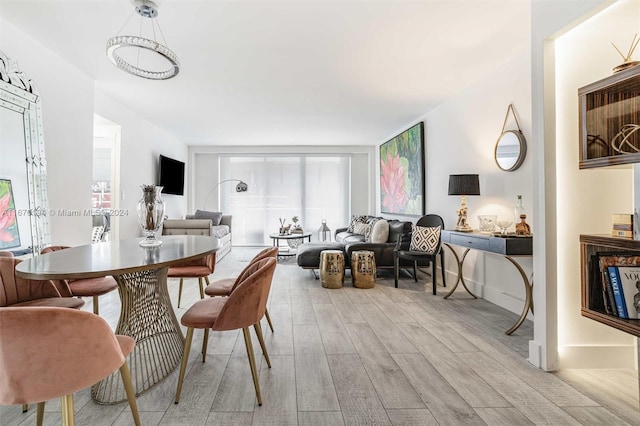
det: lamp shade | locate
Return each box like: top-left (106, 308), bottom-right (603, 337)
top-left (448, 174), bottom-right (480, 196)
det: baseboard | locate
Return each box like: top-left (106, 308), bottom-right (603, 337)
top-left (528, 340), bottom-right (542, 368)
top-left (442, 269), bottom-right (530, 319)
top-left (559, 344), bottom-right (636, 369)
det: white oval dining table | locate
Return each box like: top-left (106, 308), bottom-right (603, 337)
top-left (16, 235), bottom-right (220, 404)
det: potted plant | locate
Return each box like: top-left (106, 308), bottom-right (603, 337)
top-left (290, 216), bottom-right (303, 234)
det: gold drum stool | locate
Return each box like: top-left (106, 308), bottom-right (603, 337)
top-left (319, 250), bottom-right (345, 289)
top-left (352, 250), bottom-right (376, 289)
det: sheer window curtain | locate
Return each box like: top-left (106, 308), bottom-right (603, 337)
top-left (220, 156), bottom-right (350, 246)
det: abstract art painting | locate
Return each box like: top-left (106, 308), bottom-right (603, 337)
top-left (379, 122), bottom-right (425, 215)
top-left (0, 179), bottom-right (21, 249)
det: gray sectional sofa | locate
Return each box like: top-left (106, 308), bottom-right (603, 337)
top-left (296, 216), bottom-right (429, 271)
top-left (162, 214), bottom-right (232, 262)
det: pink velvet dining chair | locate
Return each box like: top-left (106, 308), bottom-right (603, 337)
top-left (167, 252), bottom-right (216, 308)
top-left (175, 257), bottom-right (277, 406)
top-left (40, 246), bottom-right (118, 315)
top-left (0, 306), bottom-right (140, 426)
top-left (0, 251), bottom-right (84, 415)
top-left (0, 253), bottom-right (84, 310)
top-left (204, 246), bottom-right (278, 332)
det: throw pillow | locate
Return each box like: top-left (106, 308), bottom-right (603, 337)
top-left (353, 222), bottom-right (373, 240)
top-left (348, 215), bottom-right (368, 232)
top-left (410, 225), bottom-right (441, 254)
top-left (370, 219), bottom-right (389, 243)
top-left (194, 210), bottom-right (223, 226)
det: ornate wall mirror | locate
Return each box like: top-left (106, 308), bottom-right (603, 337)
top-left (0, 51), bottom-right (50, 254)
top-left (495, 104), bottom-right (527, 172)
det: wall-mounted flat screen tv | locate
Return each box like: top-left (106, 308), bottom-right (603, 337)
top-left (158, 155), bottom-right (185, 195)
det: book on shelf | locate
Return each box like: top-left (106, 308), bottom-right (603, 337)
top-left (612, 214), bottom-right (633, 225)
top-left (601, 265), bottom-right (617, 316)
top-left (611, 213), bottom-right (634, 237)
top-left (589, 254), bottom-right (608, 313)
top-left (598, 252), bottom-right (640, 319)
top-left (612, 230), bottom-right (634, 238)
top-left (612, 223), bottom-right (633, 231)
top-left (607, 267), bottom-right (630, 318)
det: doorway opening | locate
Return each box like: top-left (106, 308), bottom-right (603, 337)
top-left (92, 115), bottom-right (121, 242)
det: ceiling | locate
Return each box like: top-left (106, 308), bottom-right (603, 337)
top-left (0, 0), bottom-right (530, 146)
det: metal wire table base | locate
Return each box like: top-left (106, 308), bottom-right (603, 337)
top-left (92, 267), bottom-right (185, 404)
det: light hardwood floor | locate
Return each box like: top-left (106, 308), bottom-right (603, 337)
top-left (1, 247), bottom-right (639, 425)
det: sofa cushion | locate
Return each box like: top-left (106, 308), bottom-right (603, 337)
top-left (211, 225), bottom-right (230, 238)
top-left (194, 210), bottom-right (223, 226)
top-left (370, 219), bottom-right (389, 243)
top-left (336, 232), bottom-right (366, 243)
top-left (388, 220), bottom-right (412, 244)
top-left (353, 222), bottom-right (372, 240)
top-left (347, 215), bottom-right (368, 232)
top-left (410, 225), bottom-right (440, 254)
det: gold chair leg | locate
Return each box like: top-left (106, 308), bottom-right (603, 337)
top-left (242, 327), bottom-right (262, 406)
top-left (93, 295), bottom-right (99, 315)
top-left (175, 327), bottom-right (194, 404)
top-left (178, 278), bottom-right (184, 308)
top-left (253, 322), bottom-right (271, 368)
top-left (198, 277), bottom-right (205, 300)
top-left (60, 394), bottom-right (74, 426)
top-left (205, 276), bottom-right (210, 285)
top-left (202, 328), bottom-right (209, 363)
top-left (36, 402), bottom-right (44, 426)
top-left (22, 404), bottom-right (28, 413)
top-left (264, 309), bottom-right (274, 333)
top-left (119, 362), bottom-right (141, 426)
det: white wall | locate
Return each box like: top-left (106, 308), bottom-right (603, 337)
top-left (381, 49), bottom-right (533, 319)
top-left (554, 0), bottom-right (637, 368)
top-left (1, 18), bottom-right (94, 247)
top-left (0, 17), bottom-right (188, 245)
top-left (94, 92), bottom-right (188, 239)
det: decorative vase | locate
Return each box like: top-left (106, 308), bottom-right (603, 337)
top-left (136, 184), bottom-right (165, 247)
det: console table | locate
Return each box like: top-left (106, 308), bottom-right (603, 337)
top-left (441, 230), bottom-right (533, 335)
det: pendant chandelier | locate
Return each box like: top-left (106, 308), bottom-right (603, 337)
top-left (106, 0), bottom-right (180, 80)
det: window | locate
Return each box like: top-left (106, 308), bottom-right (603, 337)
top-left (220, 155), bottom-right (350, 245)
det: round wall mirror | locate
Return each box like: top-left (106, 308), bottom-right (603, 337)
top-left (495, 130), bottom-right (526, 171)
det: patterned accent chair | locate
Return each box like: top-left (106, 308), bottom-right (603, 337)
top-left (393, 214), bottom-right (446, 293)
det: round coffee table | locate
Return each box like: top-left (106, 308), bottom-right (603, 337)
top-left (269, 232), bottom-right (312, 258)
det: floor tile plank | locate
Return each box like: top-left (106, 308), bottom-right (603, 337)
top-left (345, 323), bottom-right (425, 409)
top-left (294, 324), bottom-right (341, 412)
top-left (473, 407), bottom-right (534, 425)
top-left (313, 303), bottom-right (357, 354)
top-left (391, 353), bottom-right (485, 426)
top-left (327, 354), bottom-right (391, 426)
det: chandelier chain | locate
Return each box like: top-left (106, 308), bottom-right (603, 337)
top-left (115, 10), bottom-right (136, 36)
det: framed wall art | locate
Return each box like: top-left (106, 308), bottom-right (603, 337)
top-left (379, 122), bottom-right (425, 215)
top-left (0, 179), bottom-right (21, 249)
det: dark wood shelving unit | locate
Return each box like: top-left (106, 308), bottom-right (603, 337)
top-left (580, 234), bottom-right (640, 337)
top-left (579, 64), bottom-right (640, 169)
